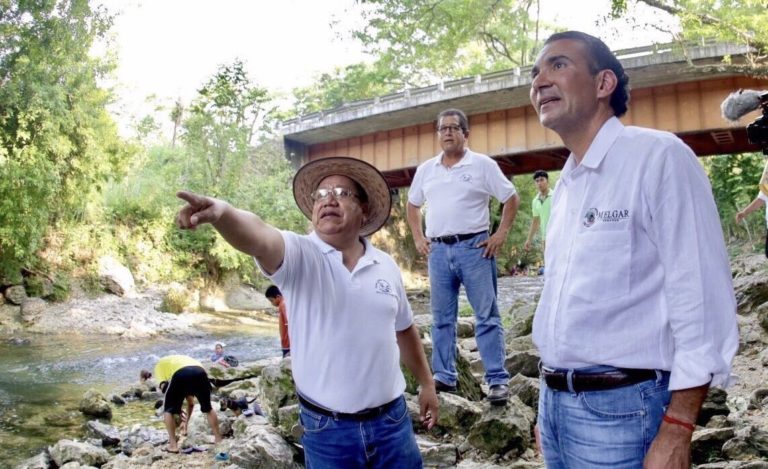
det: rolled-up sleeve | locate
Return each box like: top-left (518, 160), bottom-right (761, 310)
top-left (647, 141), bottom-right (739, 390)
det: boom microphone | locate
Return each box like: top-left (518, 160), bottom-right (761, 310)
top-left (721, 89), bottom-right (764, 122)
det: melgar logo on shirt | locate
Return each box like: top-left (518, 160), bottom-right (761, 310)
top-left (375, 279), bottom-right (393, 295)
top-left (583, 207), bottom-right (629, 227)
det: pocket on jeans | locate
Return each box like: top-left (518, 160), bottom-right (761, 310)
top-left (382, 397), bottom-right (408, 424)
top-left (299, 408), bottom-right (331, 433)
top-left (579, 386), bottom-right (645, 419)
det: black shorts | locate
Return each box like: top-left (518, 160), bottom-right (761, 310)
top-left (162, 366), bottom-right (212, 414)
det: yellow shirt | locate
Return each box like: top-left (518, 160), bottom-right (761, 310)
top-left (154, 355), bottom-right (203, 382)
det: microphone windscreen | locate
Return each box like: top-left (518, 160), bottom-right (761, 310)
top-left (721, 90), bottom-right (763, 122)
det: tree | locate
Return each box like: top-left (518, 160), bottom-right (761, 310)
top-left (0, 0), bottom-right (131, 279)
top-left (181, 60), bottom-right (272, 199)
top-left (354, 0), bottom-right (545, 84)
top-left (287, 0), bottom-right (552, 117)
top-left (610, 0), bottom-right (767, 75)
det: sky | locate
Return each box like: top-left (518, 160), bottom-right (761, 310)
top-left (96, 0), bottom-right (676, 134)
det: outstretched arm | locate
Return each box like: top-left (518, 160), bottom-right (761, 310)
top-left (176, 191), bottom-right (285, 274)
top-left (396, 324), bottom-right (438, 429)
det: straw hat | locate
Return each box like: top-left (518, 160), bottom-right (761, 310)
top-left (293, 156), bottom-right (392, 237)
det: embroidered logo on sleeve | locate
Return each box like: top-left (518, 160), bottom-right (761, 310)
top-left (583, 208), bottom-right (629, 227)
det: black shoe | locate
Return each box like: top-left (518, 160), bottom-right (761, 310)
top-left (434, 379), bottom-right (457, 393)
top-left (487, 384), bottom-right (509, 405)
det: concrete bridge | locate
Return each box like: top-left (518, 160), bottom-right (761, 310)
top-left (282, 42), bottom-right (768, 188)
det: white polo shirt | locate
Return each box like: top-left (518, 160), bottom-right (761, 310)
top-left (259, 231), bottom-right (412, 413)
top-left (533, 117), bottom-right (738, 391)
top-left (408, 149), bottom-right (517, 238)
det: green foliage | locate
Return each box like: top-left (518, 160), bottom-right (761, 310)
top-left (288, 0), bottom-right (554, 117)
top-left (182, 60), bottom-right (272, 200)
top-left (458, 304), bottom-right (474, 317)
top-left (704, 153), bottom-right (764, 242)
top-left (610, 0), bottom-right (768, 74)
top-left (0, 0), bottom-right (132, 275)
top-left (356, 0), bottom-right (546, 83)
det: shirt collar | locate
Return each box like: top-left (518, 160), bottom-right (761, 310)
top-left (308, 231), bottom-right (383, 266)
top-left (562, 117), bottom-right (623, 178)
top-left (433, 148), bottom-right (473, 167)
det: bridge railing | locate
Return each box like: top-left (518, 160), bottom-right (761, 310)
top-left (282, 40), bottom-right (748, 130)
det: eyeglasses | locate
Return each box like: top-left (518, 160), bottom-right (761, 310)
top-left (310, 186), bottom-right (359, 201)
top-left (437, 125), bottom-right (463, 134)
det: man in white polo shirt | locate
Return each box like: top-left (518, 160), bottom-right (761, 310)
top-left (407, 108), bottom-right (520, 405)
top-left (529, 31), bottom-right (738, 467)
top-left (176, 157), bottom-right (438, 468)
top-left (735, 190), bottom-right (768, 258)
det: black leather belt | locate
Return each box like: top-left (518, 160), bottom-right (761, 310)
top-left (297, 394), bottom-right (400, 421)
top-left (430, 231), bottom-right (486, 245)
top-left (541, 367), bottom-right (658, 392)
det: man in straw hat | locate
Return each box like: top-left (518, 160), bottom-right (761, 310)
top-left (176, 156), bottom-right (438, 468)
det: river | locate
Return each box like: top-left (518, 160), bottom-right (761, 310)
top-left (0, 329), bottom-right (279, 467)
top-left (0, 274), bottom-right (544, 467)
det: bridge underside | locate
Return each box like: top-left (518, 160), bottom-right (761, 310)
top-left (380, 127), bottom-right (758, 188)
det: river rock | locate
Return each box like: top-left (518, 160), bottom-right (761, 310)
top-left (276, 404), bottom-right (299, 439)
top-left (20, 298), bottom-right (47, 324)
top-left (417, 437), bottom-right (458, 467)
top-left (749, 388), bottom-right (768, 409)
top-left (208, 356), bottom-right (282, 384)
top-left (700, 388), bottom-right (730, 426)
top-left (466, 396), bottom-right (535, 456)
top-left (457, 317), bottom-right (475, 338)
top-left (256, 361), bottom-right (297, 426)
top-left (98, 256), bottom-right (135, 297)
top-left (733, 273), bottom-right (768, 315)
top-left (505, 350), bottom-right (541, 378)
top-left (78, 389), bottom-right (112, 419)
top-left (508, 373), bottom-right (540, 409)
top-left (5, 285), bottom-right (27, 305)
top-left (691, 427), bottom-right (736, 464)
top-left (87, 420), bottom-right (121, 447)
top-left (229, 424), bottom-right (300, 469)
top-left (48, 439), bottom-right (110, 467)
top-left (119, 425), bottom-right (168, 456)
top-left (15, 451), bottom-right (51, 469)
top-left (428, 392), bottom-right (483, 435)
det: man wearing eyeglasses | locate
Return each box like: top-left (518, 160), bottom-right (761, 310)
top-left (407, 108), bottom-right (520, 405)
top-left (176, 157), bottom-right (438, 468)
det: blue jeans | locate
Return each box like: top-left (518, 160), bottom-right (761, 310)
top-left (299, 395), bottom-right (422, 468)
top-left (538, 366), bottom-right (671, 468)
top-left (429, 232), bottom-right (509, 386)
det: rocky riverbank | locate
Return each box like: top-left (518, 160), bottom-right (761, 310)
top-left (8, 254), bottom-right (768, 468)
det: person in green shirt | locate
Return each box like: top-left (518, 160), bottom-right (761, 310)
top-left (154, 354), bottom-right (223, 453)
top-left (524, 170), bottom-right (553, 273)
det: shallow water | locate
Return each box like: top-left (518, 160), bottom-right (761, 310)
top-left (0, 329), bottom-right (279, 466)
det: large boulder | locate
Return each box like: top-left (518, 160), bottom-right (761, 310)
top-left (733, 273), bottom-right (768, 315)
top-left (98, 256), bottom-right (135, 297)
top-left (78, 389), bottom-right (112, 419)
top-left (208, 356), bottom-right (282, 384)
top-left (48, 439), bottom-right (110, 467)
top-left (504, 350), bottom-right (540, 378)
top-left (86, 420), bottom-right (121, 447)
top-left (256, 361), bottom-right (297, 426)
top-left (466, 396), bottom-right (535, 457)
top-left (403, 341), bottom-right (484, 401)
top-left (5, 285), bottom-right (27, 305)
top-left (15, 451), bottom-right (51, 469)
top-left (20, 298), bottom-right (47, 324)
top-left (691, 427), bottom-right (735, 464)
top-left (417, 437), bottom-right (458, 467)
top-left (229, 425), bottom-right (301, 469)
top-left (119, 425), bottom-right (168, 456)
top-left (508, 373), bottom-right (539, 409)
